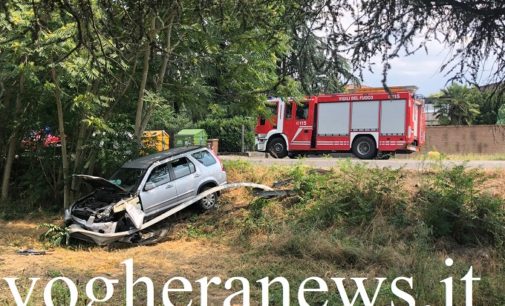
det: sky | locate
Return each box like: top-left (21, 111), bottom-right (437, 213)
top-left (358, 41), bottom-right (450, 96)
top-left (336, 10), bottom-right (496, 97)
top-left (358, 40), bottom-right (497, 97)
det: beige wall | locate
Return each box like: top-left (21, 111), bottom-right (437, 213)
top-left (423, 125), bottom-right (505, 154)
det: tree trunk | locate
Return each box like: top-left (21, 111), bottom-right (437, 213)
top-left (155, 13), bottom-right (176, 92)
top-left (139, 14), bottom-right (176, 137)
top-left (70, 121), bottom-right (87, 203)
top-left (1, 67), bottom-right (25, 201)
top-left (1, 138), bottom-right (18, 201)
top-left (134, 17), bottom-right (155, 141)
top-left (51, 66), bottom-right (70, 209)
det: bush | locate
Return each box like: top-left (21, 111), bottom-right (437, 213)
top-left (302, 162), bottom-right (408, 229)
top-left (418, 165), bottom-right (505, 246)
top-left (197, 116), bottom-right (255, 152)
top-left (39, 223), bottom-right (70, 246)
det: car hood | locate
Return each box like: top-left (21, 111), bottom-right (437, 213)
top-left (73, 174), bottom-right (127, 193)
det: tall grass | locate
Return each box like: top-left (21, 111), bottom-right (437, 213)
top-left (209, 161), bottom-right (505, 304)
top-left (417, 165), bottom-right (505, 247)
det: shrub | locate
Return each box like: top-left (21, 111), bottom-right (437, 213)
top-left (418, 165), bottom-right (505, 246)
top-left (303, 162), bottom-right (408, 229)
top-left (39, 223), bottom-right (70, 246)
top-left (289, 165), bottom-right (330, 204)
top-left (197, 116), bottom-right (255, 152)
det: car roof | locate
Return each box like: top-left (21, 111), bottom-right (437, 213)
top-left (122, 146), bottom-right (205, 169)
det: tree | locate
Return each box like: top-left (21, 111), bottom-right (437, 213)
top-left (345, 0), bottom-right (505, 91)
top-left (0, 3), bottom-right (33, 201)
top-left (433, 83), bottom-right (481, 125)
top-left (1, 0), bottom-right (339, 211)
top-left (497, 105), bottom-right (505, 125)
top-left (474, 90), bottom-right (505, 125)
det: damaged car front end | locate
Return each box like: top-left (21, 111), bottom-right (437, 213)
top-left (64, 173), bottom-right (146, 240)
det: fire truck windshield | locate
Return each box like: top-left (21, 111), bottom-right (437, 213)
top-left (259, 104), bottom-right (277, 125)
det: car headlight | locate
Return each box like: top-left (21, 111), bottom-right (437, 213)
top-left (64, 208), bottom-right (71, 221)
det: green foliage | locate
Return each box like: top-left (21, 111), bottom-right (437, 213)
top-left (0, 0), bottom-right (361, 210)
top-left (88, 119), bottom-right (138, 176)
top-left (284, 29), bottom-right (359, 95)
top-left (497, 103), bottom-right (505, 125)
top-left (418, 165), bottom-right (505, 246)
top-left (475, 91), bottom-right (505, 124)
top-left (298, 163), bottom-right (407, 229)
top-left (198, 116), bottom-right (256, 152)
top-left (224, 163), bottom-right (505, 305)
top-left (289, 165), bottom-right (329, 203)
top-left (148, 104), bottom-right (193, 136)
top-left (430, 83), bottom-right (505, 126)
top-left (433, 83), bottom-right (481, 125)
top-left (39, 223), bottom-right (70, 246)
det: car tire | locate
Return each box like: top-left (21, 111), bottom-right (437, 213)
top-left (198, 186), bottom-right (218, 210)
top-left (267, 137), bottom-right (288, 159)
top-left (352, 136), bottom-right (377, 159)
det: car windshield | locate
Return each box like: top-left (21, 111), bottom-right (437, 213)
top-left (109, 167), bottom-right (145, 192)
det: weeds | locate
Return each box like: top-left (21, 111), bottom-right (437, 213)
top-left (39, 223), bottom-right (70, 246)
top-left (417, 165), bottom-right (505, 246)
top-left (223, 161), bottom-right (505, 304)
top-left (301, 162), bottom-right (408, 229)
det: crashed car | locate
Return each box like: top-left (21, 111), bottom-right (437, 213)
top-left (65, 146), bottom-right (227, 239)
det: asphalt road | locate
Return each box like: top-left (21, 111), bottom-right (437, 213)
top-left (220, 155), bottom-right (505, 170)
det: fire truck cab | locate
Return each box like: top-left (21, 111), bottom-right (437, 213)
top-left (255, 87), bottom-right (426, 159)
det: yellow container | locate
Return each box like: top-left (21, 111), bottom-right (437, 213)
top-left (142, 130), bottom-right (170, 152)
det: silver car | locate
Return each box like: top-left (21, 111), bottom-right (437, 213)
top-left (65, 146), bottom-right (227, 235)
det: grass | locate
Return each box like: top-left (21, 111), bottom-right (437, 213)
top-left (405, 152), bottom-right (505, 161)
top-left (219, 161), bottom-right (505, 304)
top-left (1, 160), bottom-right (505, 304)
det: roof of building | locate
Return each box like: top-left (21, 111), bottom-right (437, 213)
top-left (122, 146), bottom-right (203, 169)
top-left (345, 85), bottom-right (418, 94)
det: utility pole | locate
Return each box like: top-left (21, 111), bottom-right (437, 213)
top-left (241, 124), bottom-right (245, 153)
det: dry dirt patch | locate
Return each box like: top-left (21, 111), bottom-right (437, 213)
top-left (0, 220), bottom-right (245, 304)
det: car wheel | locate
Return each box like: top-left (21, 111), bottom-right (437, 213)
top-left (198, 186), bottom-right (218, 210)
top-left (352, 136), bottom-right (377, 159)
top-left (267, 137), bottom-right (288, 158)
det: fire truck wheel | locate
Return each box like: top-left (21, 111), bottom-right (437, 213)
top-left (352, 136), bottom-right (377, 159)
top-left (267, 137), bottom-right (288, 158)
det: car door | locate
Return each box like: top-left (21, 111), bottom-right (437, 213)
top-left (169, 157), bottom-right (197, 203)
top-left (139, 162), bottom-right (178, 216)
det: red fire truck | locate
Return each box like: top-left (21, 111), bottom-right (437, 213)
top-left (255, 86), bottom-right (426, 159)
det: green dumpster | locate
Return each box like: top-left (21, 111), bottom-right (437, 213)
top-left (175, 129), bottom-right (208, 147)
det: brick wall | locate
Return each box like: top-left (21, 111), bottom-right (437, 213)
top-left (423, 125), bottom-right (505, 154)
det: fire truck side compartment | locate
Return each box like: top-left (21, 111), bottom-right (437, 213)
top-left (317, 102), bottom-right (350, 136)
top-left (380, 100), bottom-right (406, 135)
top-left (351, 101), bottom-right (379, 131)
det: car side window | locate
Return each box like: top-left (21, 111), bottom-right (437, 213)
top-left (171, 157), bottom-right (196, 180)
top-left (191, 150), bottom-right (217, 167)
top-left (146, 163), bottom-right (171, 187)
